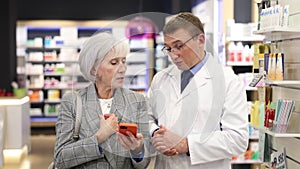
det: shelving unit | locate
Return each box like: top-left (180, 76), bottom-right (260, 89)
top-left (251, 3), bottom-right (300, 167)
top-left (125, 36), bottom-right (156, 93)
top-left (251, 125), bottom-right (300, 138)
top-left (16, 25), bottom-right (110, 127)
top-left (231, 159), bottom-right (262, 165)
top-left (226, 36), bottom-right (264, 42)
top-left (253, 28), bottom-right (300, 42)
top-left (124, 47), bottom-right (154, 92)
top-left (226, 61), bottom-right (254, 66)
top-left (226, 23), bottom-right (263, 168)
top-left (24, 36), bottom-right (89, 119)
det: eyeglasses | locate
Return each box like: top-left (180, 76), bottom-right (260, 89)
top-left (161, 34), bottom-right (199, 55)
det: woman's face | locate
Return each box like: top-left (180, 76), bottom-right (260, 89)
top-left (95, 50), bottom-right (127, 89)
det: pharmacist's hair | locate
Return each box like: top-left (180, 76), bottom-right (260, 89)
top-left (163, 12), bottom-right (205, 36)
top-left (78, 31), bottom-right (129, 82)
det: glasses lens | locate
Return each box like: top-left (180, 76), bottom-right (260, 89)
top-left (161, 47), bottom-right (169, 55)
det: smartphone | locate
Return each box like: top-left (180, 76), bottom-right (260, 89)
top-left (118, 123), bottom-right (138, 137)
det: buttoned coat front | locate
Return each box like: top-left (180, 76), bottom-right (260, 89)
top-left (148, 53), bottom-right (249, 169)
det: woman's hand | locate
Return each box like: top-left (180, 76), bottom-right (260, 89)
top-left (95, 114), bottom-right (119, 144)
top-left (117, 131), bottom-right (144, 154)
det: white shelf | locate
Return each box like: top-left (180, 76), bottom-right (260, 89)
top-left (20, 45), bottom-right (79, 49)
top-left (253, 27), bottom-right (300, 34)
top-left (226, 36), bottom-right (264, 42)
top-left (226, 61), bottom-right (253, 66)
top-left (231, 160), bottom-right (262, 164)
top-left (44, 99), bottom-right (61, 104)
top-left (245, 86), bottom-right (257, 91)
top-left (252, 125), bottom-right (300, 138)
top-left (44, 60), bottom-right (78, 63)
top-left (266, 80), bottom-right (300, 85)
top-left (253, 28), bottom-right (300, 41)
top-left (265, 80), bottom-right (300, 90)
top-left (44, 73), bottom-right (82, 76)
top-left (249, 135), bottom-right (259, 140)
top-left (44, 45), bottom-right (80, 49)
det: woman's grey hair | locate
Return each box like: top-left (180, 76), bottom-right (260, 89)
top-left (78, 31), bottom-right (129, 82)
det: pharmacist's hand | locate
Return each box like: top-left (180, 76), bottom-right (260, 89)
top-left (117, 132), bottom-right (144, 153)
top-left (151, 125), bottom-right (180, 156)
top-left (95, 114), bottom-right (118, 144)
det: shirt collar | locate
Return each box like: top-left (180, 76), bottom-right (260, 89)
top-left (190, 51), bottom-right (208, 75)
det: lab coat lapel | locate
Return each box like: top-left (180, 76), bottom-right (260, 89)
top-left (180, 69), bottom-right (210, 98)
top-left (180, 55), bottom-right (215, 99)
top-left (167, 66), bottom-right (183, 99)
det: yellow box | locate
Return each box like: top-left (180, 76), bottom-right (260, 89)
top-left (13, 88), bottom-right (27, 97)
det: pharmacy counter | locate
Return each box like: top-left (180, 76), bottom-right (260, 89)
top-left (0, 96), bottom-right (30, 166)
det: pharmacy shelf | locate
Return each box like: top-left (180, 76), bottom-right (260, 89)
top-left (249, 135), bottom-right (259, 140)
top-left (44, 60), bottom-right (78, 63)
top-left (44, 99), bottom-right (61, 104)
top-left (44, 73), bottom-right (82, 76)
top-left (226, 36), bottom-right (264, 42)
top-left (252, 125), bottom-right (300, 138)
top-left (30, 117), bottom-right (57, 127)
top-left (231, 160), bottom-right (262, 164)
top-left (226, 61), bottom-right (253, 66)
top-left (253, 28), bottom-right (300, 41)
top-left (43, 82), bottom-right (90, 90)
top-left (266, 80), bottom-right (300, 85)
top-left (245, 86), bottom-right (257, 91)
top-left (265, 80), bottom-right (300, 90)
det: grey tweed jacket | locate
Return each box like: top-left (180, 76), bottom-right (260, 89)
top-left (54, 84), bottom-right (151, 169)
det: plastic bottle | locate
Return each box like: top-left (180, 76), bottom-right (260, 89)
top-left (250, 45), bottom-right (254, 62)
top-left (227, 42), bottom-right (236, 62)
top-left (243, 45), bottom-right (250, 62)
top-left (275, 53), bottom-right (283, 80)
top-left (236, 42), bottom-right (244, 62)
top-left (282, 5), bottom-right (289, 27)
top-left (268, 53), bottom-right (276, 80)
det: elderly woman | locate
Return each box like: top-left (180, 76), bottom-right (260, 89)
top-left (54, 32), bottom-right (150, 169)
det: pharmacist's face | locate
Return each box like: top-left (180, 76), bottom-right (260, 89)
top-left (95, 50), bottom-right (127, 89)
top-left (163, 29), bottom-right (204, 70)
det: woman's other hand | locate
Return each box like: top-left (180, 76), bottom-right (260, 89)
top-left (95, 114), bottom-right (118, 143)
top-left (117, 132), bottom-right (144, 154)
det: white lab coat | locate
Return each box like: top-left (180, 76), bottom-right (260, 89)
top-left (148, 53), bottom-right (249, 169)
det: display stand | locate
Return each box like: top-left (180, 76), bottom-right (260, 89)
top-left (0, 96), bottom-right (30, 165)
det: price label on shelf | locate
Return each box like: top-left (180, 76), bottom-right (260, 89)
top-left (249, 74), bottom-right (264, 87)
top-left (270, 147), bottom-right (287, 169)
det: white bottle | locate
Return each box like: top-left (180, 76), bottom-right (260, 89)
top-left (227, 42), bottom-right (237, 62)
top-left (282, 5), bottom-right (289, 27)
top-left (243, 45), bottom-right (250, 62)
top-left (39, 90), bottom-right (44, 101)
top-left (236, 42), bottom-right (244, 62)
top-left (250, 45), bottom-right (254, 62)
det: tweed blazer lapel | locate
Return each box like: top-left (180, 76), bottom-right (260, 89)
top-left (111, 88), bottom-right (126, 122)
top-left (84, 86), bottom-right (130, 168)
top-left (84, 84), bottom-right (102, 135)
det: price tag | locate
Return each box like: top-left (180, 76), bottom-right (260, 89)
top-left (271, 147), bottom-right (287, 169)
top-left (249, 74), bottom-right (264, 87)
